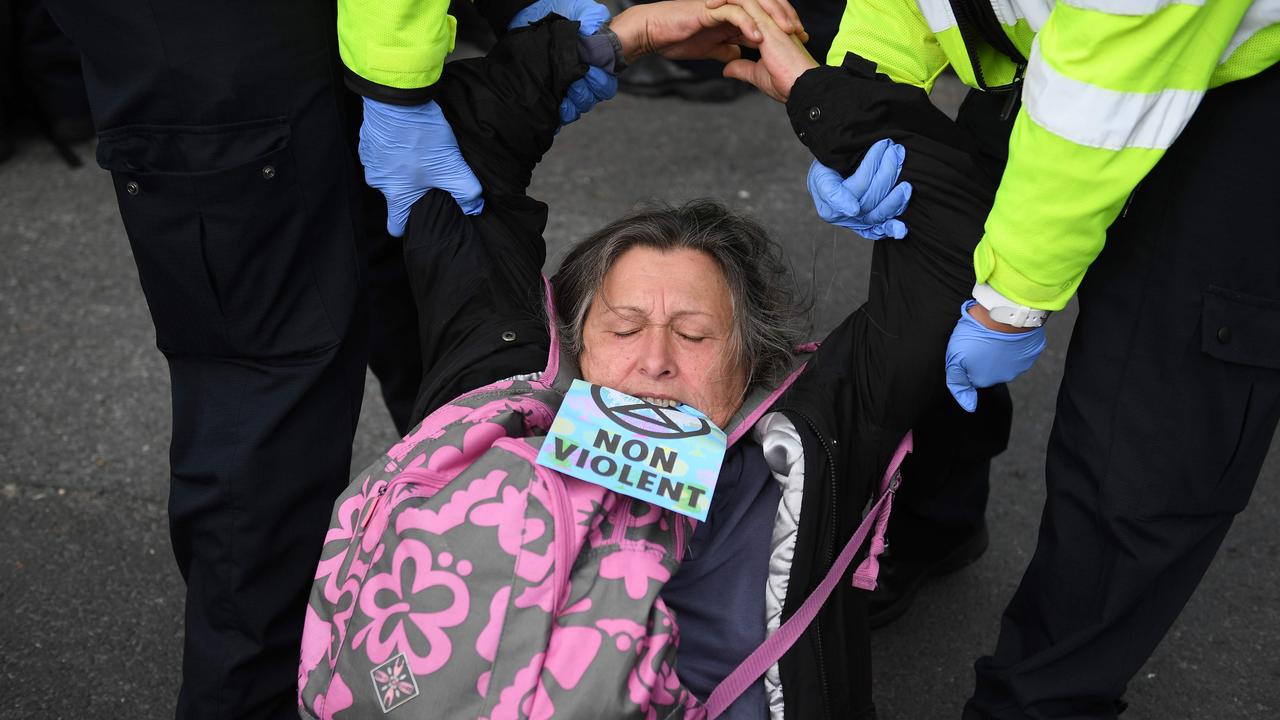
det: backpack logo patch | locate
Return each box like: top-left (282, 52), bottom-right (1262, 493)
top-left (371, 653), bottom-right (419, 713)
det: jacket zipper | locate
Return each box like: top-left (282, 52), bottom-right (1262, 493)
top-left (773, 406), bottom-right (837, 720)
top-left (948, 0), bottom-right (1027, 119)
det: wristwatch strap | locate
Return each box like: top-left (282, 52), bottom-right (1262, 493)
top-left (972, 283), bottom-right (1051, 328)
top-left (577, 25), bottom-right (627, 75)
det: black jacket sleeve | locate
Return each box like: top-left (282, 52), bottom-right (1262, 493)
top-left (781, 50), bottom-right (1004, 469)
top-left (786, 53), bottom-right (998, 221)
top-left (435, 17), bottom-right (585, 202)
top-left (772, 54), bottom-right (1013, 719)
top-left (401, 18), bottom-right (587, 423)
top-left (476, 0), bottom-right (537, 39)
top-left (782, 51), bottom-right (1006, 458)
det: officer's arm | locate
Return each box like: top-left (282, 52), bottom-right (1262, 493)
top-left (824, 0), bottom-right (949, 91)
top-left (338, 0), bottom-right (534, 104)
top-left (977, 1), bottom-right (1255, 311)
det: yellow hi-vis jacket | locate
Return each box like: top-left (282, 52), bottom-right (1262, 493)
top-left (340, 0), bottom-right (454, 101)
top-left (338, 0), bottom-right (524, 104)
top-left (828, 0), bottom-right (1280, 310)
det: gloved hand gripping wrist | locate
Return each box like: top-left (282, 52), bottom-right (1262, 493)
top-left (509, 0), bottom-right (616, 125)
top-left (360, 97), bottom-right (484, 237)
top-left (808, 138), bottom-right (912, 241)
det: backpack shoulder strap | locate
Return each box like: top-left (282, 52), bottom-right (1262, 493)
top-left (703, 431), bottom-right (914, 718)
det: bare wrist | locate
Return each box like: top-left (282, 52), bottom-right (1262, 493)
top-left (610, 7), bottom-right (651, 62)
top-left (776, 52), bottom-right (817, 101)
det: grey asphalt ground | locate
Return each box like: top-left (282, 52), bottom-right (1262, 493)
top-left (1, 72), bottom-right (1277, 720)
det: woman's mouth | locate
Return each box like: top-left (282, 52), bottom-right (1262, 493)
top-left (639, 396), bottom-right (680, 408)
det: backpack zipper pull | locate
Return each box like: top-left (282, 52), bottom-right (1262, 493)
top-left (360, 485), bottom-right (389, 530)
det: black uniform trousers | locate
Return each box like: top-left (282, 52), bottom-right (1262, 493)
top-left (966, 62), bottom-right (1280, 720)
top-left (40, 1), bottom-right (421, 718)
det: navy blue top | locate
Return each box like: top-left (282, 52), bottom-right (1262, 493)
top-left (660, 439), bottom-right (779, 719)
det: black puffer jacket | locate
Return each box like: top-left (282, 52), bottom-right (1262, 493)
top-left (401, 21), bottom-right (1006, 719)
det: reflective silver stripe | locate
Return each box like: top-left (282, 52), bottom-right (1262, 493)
top-left (1022, 39), bottom-right (1204, 150)
top-left (916, 0), bottom-right (958, 33)
top-left (1059, 0), bottom-right (1203, 16)
top-left (917, 0), bottom-right (1050, 35)
top-left (1221, 0), bottom-right (1280, 62)
top-left (994, 0), bottom-right (1052, 31)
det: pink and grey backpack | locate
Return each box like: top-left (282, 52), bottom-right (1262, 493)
top-left (297, 305), bottom-right (910, 719)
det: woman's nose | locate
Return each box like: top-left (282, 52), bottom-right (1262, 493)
top-left (636, 329), bottom-right (676, 378)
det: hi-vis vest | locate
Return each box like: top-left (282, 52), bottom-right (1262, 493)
top-left (339, 0), bottom-right (459, 98)
top-left (829, 0), bottom-right (1280, 310)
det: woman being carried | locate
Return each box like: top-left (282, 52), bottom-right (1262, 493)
top-left (300, 2), bottom-right (1007, 717)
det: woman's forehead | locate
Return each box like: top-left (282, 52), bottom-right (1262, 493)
top-left (595, 246), bottom-right (732, 321)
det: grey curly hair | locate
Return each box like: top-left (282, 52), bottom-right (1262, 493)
top-left (552, 200), bottom-right (811, 389)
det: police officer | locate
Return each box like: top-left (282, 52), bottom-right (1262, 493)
top-left (935, 6), bottom-right (1280, 718)
top-left (812, 1), bottom-right (1280, 717)
top-left (716, 0), bottom-right (1279, 715)
top-left (38, 0), bottom-right (612, 717)
top-left (39, 0), bottom-right (415, 716)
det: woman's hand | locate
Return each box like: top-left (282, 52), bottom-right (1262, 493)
top-left (710, 0), bottom-right (817, 101)
top-left (610, 0), bottom-right (806, 65)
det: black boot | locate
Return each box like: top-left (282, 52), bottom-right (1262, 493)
top-left (14, 0), bottom-right (93, 165)
top-left (618, 54), bottom-right (749, 102)
top-left (868, 522), bottom-right (989, 628)
top-left (870, 385), bottom-right (1012, 628)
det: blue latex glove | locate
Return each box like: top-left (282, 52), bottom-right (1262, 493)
top-left (510, 0), bottom-right (613, 125)
top-left (808, 138), bottom-right (913, 240)
top-left (560, 66), bottom-right (617, 125)
top-left (509, 0), bottom-right (608, 34)
top-left (359, 98), bottom-right (483, 237)
top-left (944, 300), bottom-right (1047, 412)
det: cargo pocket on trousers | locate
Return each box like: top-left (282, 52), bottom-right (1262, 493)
top-left (98, 118), bottom-right (340, 357)
top-left (1191, 285), bottom-right (1280, 514)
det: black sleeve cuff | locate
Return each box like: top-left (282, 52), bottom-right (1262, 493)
top-left (786, 52), bottom-right (967, 176)
top-left (344, 67), bottom-right (439, 106)
top-left (785, 61), bottom-right (879, 175)
top-left (577, 26), bottom-right (626, 74)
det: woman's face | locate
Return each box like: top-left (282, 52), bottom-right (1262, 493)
top-left (578, 246), bottom-right (749, 428)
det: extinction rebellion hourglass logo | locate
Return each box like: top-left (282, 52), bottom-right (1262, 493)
top-left (589, 384), bottom-right (713, 440)
top-left (536, 381), bottom-right (728, 521)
